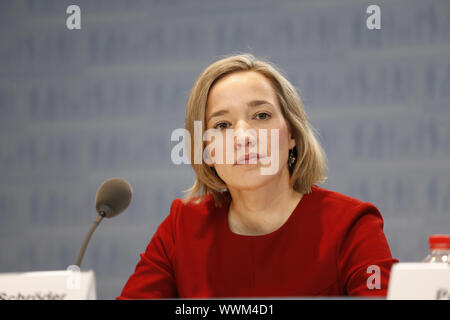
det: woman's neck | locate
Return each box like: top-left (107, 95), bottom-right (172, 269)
top-left (226, 169), bottom-right (303, 235)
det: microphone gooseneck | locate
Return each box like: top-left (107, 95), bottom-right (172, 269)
top-left (75, 213), bottom-right (105, 267)
top-left (75, 178), bottom-right (132, 268)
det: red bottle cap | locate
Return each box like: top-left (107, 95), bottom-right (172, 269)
top-left (429, 235), bottom-right (450, 250)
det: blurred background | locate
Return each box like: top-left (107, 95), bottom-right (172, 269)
top-left (0, 0), bottom-right (449, 299)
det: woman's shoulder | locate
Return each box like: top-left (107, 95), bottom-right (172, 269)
top-left (168, 192), bottom-right (228, 220)
top-left (308, 185), bottom-right (382, 221)
top-left (309, 185), bottom-right (368, 208)
top-left (307, 185), bottom-right (386, 237)
top-left (162, 193), bottom-right (227, 238)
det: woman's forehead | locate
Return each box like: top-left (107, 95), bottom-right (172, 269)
top-left (206, 71), bottom-right (278, 112)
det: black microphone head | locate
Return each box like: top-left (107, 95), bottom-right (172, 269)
top-left (95, 178), bottom-right (133, 218)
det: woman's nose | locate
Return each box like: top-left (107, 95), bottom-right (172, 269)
top-left (234, 121), bottom-right (257, 149)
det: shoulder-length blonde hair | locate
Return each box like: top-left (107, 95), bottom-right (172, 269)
top-left (182, 53), bottom-right (327, 207)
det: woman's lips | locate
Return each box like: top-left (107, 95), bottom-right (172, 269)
top-left (234, 153), bottom-right (264, 165)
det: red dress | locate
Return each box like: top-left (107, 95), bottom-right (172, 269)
top-left (117, 185), bottom-right (398, 299)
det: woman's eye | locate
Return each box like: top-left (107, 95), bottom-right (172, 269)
top-left (214, 122), bottom-right (229, 130)
top-left (213, 113), bottom-right (270, 129)
top-left (255, 112), bottom-right (271, 120)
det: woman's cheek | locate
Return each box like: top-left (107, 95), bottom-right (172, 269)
top-left (204, 136), bottom-right (231, 165)
top-left (277, 121), bottom-right (291, 150)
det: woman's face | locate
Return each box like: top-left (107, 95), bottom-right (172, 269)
top-left (204, 70), bottom-right (296, 191)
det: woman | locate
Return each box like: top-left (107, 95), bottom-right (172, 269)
top-left (117, 54), bottom-right (398, 299)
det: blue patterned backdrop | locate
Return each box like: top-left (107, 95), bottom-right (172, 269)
top-left (0, 0), bottom-right (449, 299)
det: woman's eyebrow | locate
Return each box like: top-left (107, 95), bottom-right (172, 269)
top-left (207, 100), bottom-right (273, 123)
top-left (247, 99), bottom-right (273, 108)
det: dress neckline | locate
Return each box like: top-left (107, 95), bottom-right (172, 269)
top-left (220, 188), bottom-right (313, 239)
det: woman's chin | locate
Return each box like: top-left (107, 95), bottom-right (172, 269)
top-left (227, 173), bottom-right (276, 190)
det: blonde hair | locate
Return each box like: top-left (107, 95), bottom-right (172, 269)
top-left (182, 53), bottom-right (327, 207)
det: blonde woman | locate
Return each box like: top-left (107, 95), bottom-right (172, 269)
top-left (118, 54), bottom-right (398, 299)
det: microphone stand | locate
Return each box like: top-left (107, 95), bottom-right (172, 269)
top-left (75, 212), bottom-right (106, 268)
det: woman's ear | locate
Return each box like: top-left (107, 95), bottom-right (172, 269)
top-left (288, 131), bottom-right (296, 150)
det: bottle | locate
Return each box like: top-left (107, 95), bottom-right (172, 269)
top-left (422, 234), bottom-right (450, 263)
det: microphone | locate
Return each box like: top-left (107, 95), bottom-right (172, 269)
top-left (75, 178), bottom-right (133, 268)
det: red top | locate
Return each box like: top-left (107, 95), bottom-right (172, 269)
top-left (117, 185), bottom-right (398, 299)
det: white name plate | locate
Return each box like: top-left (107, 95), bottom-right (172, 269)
top-left (388, 263), bottom-right (450, 300)
top-left (0, 267), bottom-right (96, 300)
